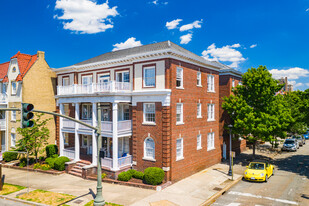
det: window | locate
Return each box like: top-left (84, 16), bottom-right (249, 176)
top-left (11, 82), bottom-right (17, 95)
top-left (98, 74), bottom-right (110, 84)
top-left (207, 104), bottom-right (215, 121)
top-left (0, 111), bottom-right (5, 119)
top-left (2, 83), bottom-right (7, 94)
top-left (118, 104), bottom-right (130, 121)
top-left (207, 132), bottom-right (215, 150)
top-left (116, 71), bottom-right (129, 83)
top-left (197, 103), bottom-right (202, 118)
top-left (144, 137), bottom-right (155, 160)
top-left (62, 77), bottom-right (69, 86)
top-left (176, 103), bottom-right (183, 124)
top-left (82, 75), bottom-right (92, 85)
top-left (176, 67), bottom-right (183, 88)
top-left (11, 111), bottom-right (16, 121)
top-left (12, 67), bottom-right (16, 73)
top-left (197, 134), bottom-right (202, 149)
top-left (207, 75), bottom-right (215, 92)
top-left (118, 137), bottom-right (130, 157)
top-left (232, 79), bottom-right (235, 88)
top-left (81, 104), bottom-right (92, 120)
top-left (11, 133), bottom-right (16, 147)
top-left (197, 71), bottom-right (201, 86)
top-left (176, 138), bottom-right (183, 160)
top-left (82, 135), bottom-right (88, 148)
top-left (64, 133), bottom-right (69, 145)
top-left (143, 66), bottom-right (156, 87)
top-left (143, 103), bottom-right (155, 124)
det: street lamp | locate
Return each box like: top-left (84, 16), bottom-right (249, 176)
top-left (94, 103), bottom-right (105, 206)
top-left (228, 124), bottom-right (233, 176)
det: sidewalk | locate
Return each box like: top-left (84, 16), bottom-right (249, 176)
top-left (2, 163), bottom-right (241, 206)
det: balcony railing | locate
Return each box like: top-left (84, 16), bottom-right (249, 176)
top-left (0, 119), bottom-right (6, 130)
top-left (57, 81), bottom-right (131, 95)
top-left (101, 155), bottom-right (132, 169)
top-left (63, 147), bottom-right (75, 159)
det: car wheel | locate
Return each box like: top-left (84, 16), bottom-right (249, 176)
top-left (272, 169), bottom-right (274, 176)
top-left (265, 175), bottom-right (268, 182)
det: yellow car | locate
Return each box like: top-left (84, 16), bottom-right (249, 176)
top-left (244, 160), bottom-right (274, 182)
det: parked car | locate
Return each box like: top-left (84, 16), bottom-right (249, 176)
top-left (292, 135), bottom-right (304, 146)
top-left (282, 139), bottom-right (298, 151)
top-left (303, 131), bottom-right (309, 140)
top-left (243, 160), bottom-right (274, 182)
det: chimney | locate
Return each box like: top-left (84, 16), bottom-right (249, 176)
top-left (37, 51), bottom-right (45, 59)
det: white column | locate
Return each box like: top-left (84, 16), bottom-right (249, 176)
top-left (92, 102), bottom-right (97, 165)
top-left (112, 102), bottom-right (119, 171)
top-left (74, 103), bottom-right (80, 161)
top-left (59, 104), bottom-right (64, 157)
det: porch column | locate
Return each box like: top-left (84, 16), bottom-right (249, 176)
top-left (59, 103), bottom-right (64, 157)
top-left (92, 102), bottom-right (98, 165)
top-left (74, 103), bottom-right (80, 161)
top-left (112, 102), bottom-right (119, 171)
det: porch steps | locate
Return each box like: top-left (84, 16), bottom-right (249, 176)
top-left (68, 160), bottom-right (91, 177)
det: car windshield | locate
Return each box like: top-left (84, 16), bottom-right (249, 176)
top-left (248, 163), bottom-right (265, 170)
top-left (285, 140), bottom-right (295, 144)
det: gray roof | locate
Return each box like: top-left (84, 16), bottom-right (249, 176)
top-left (74, 40), bottom-right (220, 67)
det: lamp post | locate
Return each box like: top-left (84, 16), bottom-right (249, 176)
top-left (228, 124), bottom-right (233, 176)
top-left (94, 103), bottom-right (105, 206)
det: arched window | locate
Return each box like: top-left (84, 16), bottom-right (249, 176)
top-left (144, 137), bottom-right (155, 160)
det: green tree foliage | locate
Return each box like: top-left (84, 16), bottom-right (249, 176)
top-left (16, 114), bottom-right (51, 162)
top-left (222, 66), bottom-right (293, 158)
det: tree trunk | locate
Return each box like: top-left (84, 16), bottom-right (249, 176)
top-left (252, 142), bottom-right (256, 159)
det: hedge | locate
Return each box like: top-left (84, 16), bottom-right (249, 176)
top-left (133, 171), bottom-right (144, 180)
top-left (54, 156), bottom-right (70, 171)
top-left (3, 152), bottom-right (18, 162)
top-left (117, 171), bottom-right (132, 182)
top-left (45, 157), bottom-right (57, 168)
top-left (143, 167), bottom-right (165, 185)
top-left (46, 145), bottom-right (58, 158)
top-left (19, 157), bottom-right (35, 167)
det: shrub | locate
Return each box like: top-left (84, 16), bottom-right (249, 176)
top-left (33, 163), bottom-right (41, 169)
top-left (40, 164), bottom-right (51, 170)
top-left (45, 157), bottom-right (57, 168)
top-left (46, 145), bottom-right (58, 158)
top-left (133, 171), bottom-right (144, 180)
top-left (117, 171), bottom-right (132, 182)
top-left (3, 152), bottom-right (18, 162)
top-left (39, 156), bottom-right (45, 162)
top-left (143, 167), bottom-right (165, 185)
top-left (52, 154), bottom-right (59, 158)
top-left (101, 173), bottom-right (107, 179)
top-left (54, 156), bottom-right (70, 171)
top-left (19, 157), bottom-right (34, 167)
top-left (127, 169), bottom-right (136, 176)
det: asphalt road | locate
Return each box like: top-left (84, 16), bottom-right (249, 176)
top-left (213, 140), bottom-right (309, 206)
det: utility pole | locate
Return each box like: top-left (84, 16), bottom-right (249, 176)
top-left (228, 124), bottom-right (233, 176)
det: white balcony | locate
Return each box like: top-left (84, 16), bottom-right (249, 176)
top-left (63, 147), bottom-right (75, 159)
top-left (0, 93), bottom-right (8, 104)
top-left (101, 155), bottom-right (132, 169)
top-left (0, 119), bottom-right (6, 131)
top-left (57, 81), bottom-right (131, 96)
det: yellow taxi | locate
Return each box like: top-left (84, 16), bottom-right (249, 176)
top-left (243, 160), bottom-right (274, 182)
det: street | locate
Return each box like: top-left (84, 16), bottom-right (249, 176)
top-left (213, 141), bottom-right (309, 206)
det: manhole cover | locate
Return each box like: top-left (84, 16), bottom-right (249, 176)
top-left (74, 200), bottom-right (84, 204)
top-left (213, 187), bottom-right (223, 191)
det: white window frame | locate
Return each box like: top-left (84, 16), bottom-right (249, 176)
top-left (197, 71), bottom-right (201, 86)
top-left (207, 104), bottom-right (215, 121)
top-left (11, 81), bottom-right (17, 95)
top-left (207, 132), bottom-right (215, 151)
top-left (232, 79), bottom-right (235, 88)
top-left (64, 133), bottom-right (69, 145)
top-left (176, 103), bottom-right (184, 124)
top-left (207, 75), bottom-right (215, 92)
top-left (11, 133), bottom-right (16, 147)
top-left (116, 71), bottom-right (130, 83)
top-left (11, 111), bottom-right (16, 121)
top-left (2, 83), bottom-right (7, 94)
top-left (81, 104), bottom-right (92, 120)
top-left (176, 138), bottom-right (184, 161)
top-left (197, 134), bottom-right (202, 150)
top-left (197, 103), bottom-right (202, 118)
top-left (143, 137), bottom-right (155, 161)
top-left (143, 103), bottom-right (156, 124)
top-left (82, 75), bottom-right (93, 85)
top-left (62, 77), bottom-right (69, 86)
top-left (143, 66), bottom-right (156, 87)
top-left (176, 67), bottom-right (183, 88)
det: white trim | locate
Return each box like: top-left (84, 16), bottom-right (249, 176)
top-left (207, 104), bottom-right (215, 121)
top-left (176, 103), bottom-right (183, 124)
top-left (197, 103), bottom-right (202, 118)
top-left (197, 71), bottom-right (201, 86)
top-left (197, 134), bottom-right (202, 150)
top-left (143, 66), bottom-right (156, 87)
top-left (207, 75), bottom-right (215, 92)
top-left (207, 132), bottom-right (215, 151)
top-left (144, 136), bottom-right (155, 161)
top-left (176, 138), bottom-right (184, 161)
top-left (176, 67), bottom-right (183, 89)
top-left (143, 103), bottom-right (156, 124)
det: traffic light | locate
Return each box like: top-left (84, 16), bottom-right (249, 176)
top-left (21, 103), bottom-right (34, 128)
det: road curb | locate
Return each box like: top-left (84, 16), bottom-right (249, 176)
top-left (0, 195), bottom-right (48, 206)
top-left (200, 176), bottom-right (242, 206)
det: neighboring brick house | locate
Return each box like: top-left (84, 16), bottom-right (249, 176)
top-left (219, 67), bottom-right (246, 159)
top-left (54, 41), bottom-right (238, 181)
top-left (0, 51), bottom-right (57, 154)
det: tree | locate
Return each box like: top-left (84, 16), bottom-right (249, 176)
top-left (222, 66), bottom-right (292, 158)
top-left (17, 113), bottom-right (51, 162)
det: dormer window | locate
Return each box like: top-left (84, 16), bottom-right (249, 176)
top-left (11, 82), bottom-right (17, 95)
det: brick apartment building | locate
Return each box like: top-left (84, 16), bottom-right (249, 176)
top-left (54, 41), bottom-right (242, 181)
top-left (219, 66), bottom-right (246, 159)
top-left (0, 51), bottom-right (57, 154)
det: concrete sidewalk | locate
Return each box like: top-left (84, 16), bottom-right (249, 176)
top-left (2, 163), bottom-right (241, 206)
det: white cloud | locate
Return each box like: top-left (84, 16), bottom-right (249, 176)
top-left (179, 20), bottom-right (203, 32)
top-left (152, 0), bottom-right (158, 5)
top-left (306, 8), bottom-right (309, 12)
top-left (180, 34), bottom-right (192, 44)
top-left (166, 19), bottom-right (182, 30)
top-left (150, 0), bottom-right (168, 5)
top-left (201, 43), bottom-right (246, 68)
top-left (269, 67), bottom-right (309, 80)
top-left (112, 37), bottom-right (142, 51)
top-left (250, 44), bottom-right (257, 48)
top-left (306, 83), bottom-right (309, 86)
top-left (54, 0), bottom-right (119, 34)
top-left (295, 83), bottom-right (304, 87)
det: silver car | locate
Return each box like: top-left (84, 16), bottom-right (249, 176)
top-left (282, 139), bottom-right (298, 151)
top-left (292, 135), bottom-right (304, 146)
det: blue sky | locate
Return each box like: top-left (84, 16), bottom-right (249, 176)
top-left (0, 0), bottom-right (309, 90)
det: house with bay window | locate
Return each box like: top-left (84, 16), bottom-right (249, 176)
top-left (0, 51), bottom-right (57, 156)
top-left (54, 41), bottom-right (236, 181)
